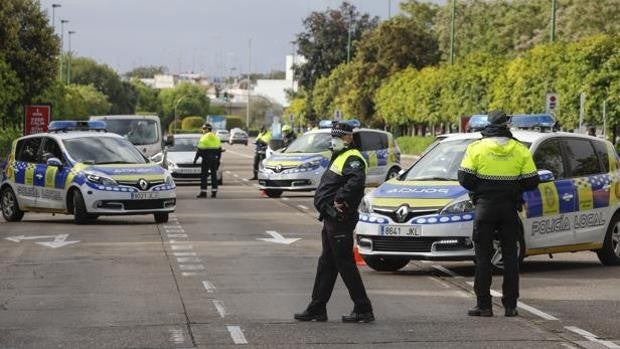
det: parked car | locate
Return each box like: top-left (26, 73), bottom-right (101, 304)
top-left (229, 129), bottom-right (249, 145)
top-left (215, 130), bottom-right (230, 143)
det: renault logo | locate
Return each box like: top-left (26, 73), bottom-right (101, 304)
top-left (395, 205), bottom-right (409, 223)
top-left (138, 179), bottom-right (149, 191)
top-left (275, 165), bottom-right (282, 173)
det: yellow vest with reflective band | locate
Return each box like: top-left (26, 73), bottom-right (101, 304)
top-left (257, 130), bottom-right (272, 143)
top-left (329, 149), bottom-right (368, 176)
top-left (460, 138), bottom-right (537, 180)
top-left (197, 132), bottom-right (221, 149)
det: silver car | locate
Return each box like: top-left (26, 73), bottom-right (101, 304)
top-left (216, 130), bottom-right (230, 143)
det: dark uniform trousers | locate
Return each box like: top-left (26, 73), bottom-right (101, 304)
top-left (309, 219), bottom-right (372, 313)
top-left (473, 201), bottom-right (520, 309)
top-left (200, 155), bottom-right (219, 192)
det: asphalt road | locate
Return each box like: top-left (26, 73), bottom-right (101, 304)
top-left (1, 144), bottom-right (620, 348)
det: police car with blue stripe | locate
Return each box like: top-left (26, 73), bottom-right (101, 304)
top-left (0, 121), bottom-right (176, 224)
top-left (356, 115), bottom-right (620, 271)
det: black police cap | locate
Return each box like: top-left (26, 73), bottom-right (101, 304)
top-left (488, 110), bottom-right (510, 125)
top-left (331, 122), bottom-right (354, 138)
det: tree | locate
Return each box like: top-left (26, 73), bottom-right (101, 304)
top-left (131, 80), bottom-right (159, 114)
top-left (0, 0), bottom-right (59, 124)
top-left (61, 84), bottom-right (111, 120)
top-left (158, 83), bottom-right (210, 127)
top-left (124, 65), bottom-right (167, 79)
top-left (0, 57), bottom-right (23, 126)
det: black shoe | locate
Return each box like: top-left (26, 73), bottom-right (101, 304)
top-left (196, 192), bottom-right (207, 198)
top-left (294, 309), bottom-right (327, 322)
top-left (504, 308), bottom-right (518, 317)
top-left (342, 311), bottom-right (375, 323)
top-left (249, 177), bottom-right (258, 180)
top-left (467, 306), bottom-right (493, 317)
top-left (211, 192), bottom-right (217, 198)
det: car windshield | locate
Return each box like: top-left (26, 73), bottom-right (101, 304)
top-left (103, 119), bottom-right (159, 146)
top-left (168, 137), bottom-right (199, 152)
top-left (284, 133), bottom-right (331, 153)
top-left (63, 137), bottom-right (147, 165)
top-left (404, 139), bottom-right (475, 181)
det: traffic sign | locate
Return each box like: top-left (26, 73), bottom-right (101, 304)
top-left (334, 109), bottom-right (342, 121)
top-left (545, 93), bottom-right (558, 113)
top-left (24, 104), bottom-right (52, 136)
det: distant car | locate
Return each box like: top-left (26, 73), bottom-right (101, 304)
top-left (152, 134), bottom-right (223, 185)
top-left (229, 129), bottom-right (248, 145)
top-left (215, 130), bottom-right (230, 142)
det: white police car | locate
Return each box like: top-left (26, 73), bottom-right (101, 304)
top-left (357, 127), bottom-right (620, 271)
top-left (0, 121), bottom-right (176, 224)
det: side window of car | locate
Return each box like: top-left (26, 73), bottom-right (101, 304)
top-left (359, 131), bottom-right (386, 151)
top-left (592, 140), bottom-right (610, 173)
top-left (40, 138), bottom-right (64, 163)
top-left (15, 137), bottom-right (43, 163)
top-left (563, 139), bottom-right (603, 177)
top-left (533, 139), bottom-right (565, 179)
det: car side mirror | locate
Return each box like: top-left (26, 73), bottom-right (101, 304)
top-left (46, 157), bottom-right (63, 168)
top-left (164, 135), bottom-right (175, 147)
top-left (538, 169), bottom-right (555, 183)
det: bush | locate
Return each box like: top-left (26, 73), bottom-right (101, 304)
top-left (0, 127), bottom-right (22, 159)
top-left (396, 136), bottom-right (435, 155)
top-left (226, 116), bottom-right (244, 130)
top-left (181, 116), bottom-right (205, 130)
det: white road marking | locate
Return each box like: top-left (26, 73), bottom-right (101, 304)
top-left (182, 272), bottom-right (198, 277)
top-left (224, 148), bottom-right (254, 159)
top-left (242, 178), bottom-right (249, 182)
top-left (560, 344), bottom-right (579, 349)
top-left (225, 170), bottom-right (232, 174)
top-left (297, 204), bottom-right (309, 210)
top-left (168, 329), bottom-right (185, 344)
top-left (281, 197), bottom-right (289, 201)
top-left (213, 300), bottom-right (227, 318)
top-left (165, 228), bottom-right (185, 232)
top-left (173, 252), bottom-right (197, 257)
top-left (5, 234), bottom-right (79, 248)
top-left (167, 234), bottom-right (188, 238)
top-left (227, 326), bottom-right (248, 345)
top-left (432, 265), bottom-right (462, 278)
top-left (177, 257), bottom-right (202, 263)
top-left (180, 264), bottom-right (205, 271)
top-left (202, 280), bottom-right (216, 293)
top-left (257, 230), bottom-right (301, 245)
top-left (565, 326), bottom-right (620, 348)
top-left (427, 276), bottom-right (451, 289)
top-left (233, 174), bottom-right (239, 178)
top-left (171, 245), bottom-right (193, 251)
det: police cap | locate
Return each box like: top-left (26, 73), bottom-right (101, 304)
top-left (331, 122), bottom-right (354, 138)
top-left (488, 110), bottom-right (510, 125)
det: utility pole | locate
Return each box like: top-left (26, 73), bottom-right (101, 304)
top-left (550, 0), bottom-right (557, 42)
top-left (67, 31), bottom-right (76, 84)
top-left (51, 4), bottom-right (61, 31)
top-left (347, 13), bottom-right (353, 63)
top-left (59, 19), bottom-right (69, 82)
top-left (246, 39), bottom-right (252, 129)
top-left (388, 0), bottom-right (392, 19)
top-left (450, 0), bottom-right (456, 65)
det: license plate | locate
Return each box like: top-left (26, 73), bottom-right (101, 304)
top-left (175, 168), bottom-right (201, 174)
top-left (381, 225), bottom-right (421, 237)
top-left (131, 192), bottom-right (160, 200)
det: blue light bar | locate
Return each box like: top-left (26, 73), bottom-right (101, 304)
top-left (510, 114), bottom-right (555, 129)
top-left (468, 115), bottom-right (488, 131)
top-left (49, 120), bottom-right (107, 132)
top-left (318, 119), bottom-right (362, 129)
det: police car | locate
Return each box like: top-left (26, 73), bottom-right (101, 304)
top-left (357, 120), bottom-right (620, 271)
top-left (0, 121), bottom-right (176, 224)
top-left (258, 120), bottom-right (401, 198)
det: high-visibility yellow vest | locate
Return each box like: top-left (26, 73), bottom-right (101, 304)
top-left (197, 132), bottom-right (221, 149)
top-left (257, 131), bottom-right (272, 143)
top-left (460, 138), bottom-right (537, 180)
top-left (329, 149), bottom-right (368, 176)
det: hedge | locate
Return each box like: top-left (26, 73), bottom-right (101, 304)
top-left (396, 136), bottom-right (435, 155)
top-left (181, 116), bottom-right (205, 130)
top-left (0, 127), bottom-right (21, 159)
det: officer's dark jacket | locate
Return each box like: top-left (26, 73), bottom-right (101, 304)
top-left (457, 129), bottom-right (539, 206)
top-left (314, 148), bottom-right (367, 223)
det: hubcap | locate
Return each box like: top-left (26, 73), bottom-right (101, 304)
top-left (1, 190), bottom-right (15, 217)
top-left (611, 222), bottom-right (620, 257)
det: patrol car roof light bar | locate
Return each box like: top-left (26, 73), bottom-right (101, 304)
top-left (318, 119), bottom-right (362, 129)
top-left (48, 120), bottom-right (108, 133)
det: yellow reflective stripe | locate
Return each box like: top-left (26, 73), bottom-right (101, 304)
top-left (25, 165), bottom-right (35, 186)
top-left (573, 177), bottom-right (593, 211)
top-left (538, 182), bottom-right (559, 216)
top-left (264, 160), bottom-right (303, 167)
top-left (329, 149), bottom-right (368, 175)
top-left (65, 163), bottom-right (88, 188)
top-left (460, 143), bottom-right (477, 172)
top-left (526, 242), bottom-right (603, 256)
top-left (112, 174), bottom-right (164, 182)
top-left (368, 151), bottom-right (378, 168)
top-left (372, 197), bottom-right (452, 208)
top-left (45, 166), bottom-right (58, 188)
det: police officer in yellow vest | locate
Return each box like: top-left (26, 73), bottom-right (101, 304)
top-left (458, 111), bottom-right (539, 317)
top-left (250, 125), bottom-right (271, 180)
top-left (194, 123), bottom-right (222, 198)
top-left (295, 121), bottom-right (374, 323)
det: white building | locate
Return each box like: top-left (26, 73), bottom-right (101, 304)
top-left (254, 55), bottom-right (305, 107)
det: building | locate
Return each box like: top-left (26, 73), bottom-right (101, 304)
top-left (254, 55), bottom-right (304, 107)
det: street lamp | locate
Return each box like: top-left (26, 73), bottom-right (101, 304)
top-left (67, 30), bottom-right (76, 84)
top-left (51, 4), bottom-right (61, 31)
top-left (450, 0), bottom-right (456, 65)
top-left (173, 96), bottom-right (188, 134)
top-left (59, 19), bottom-right (69, 82)
top-left (550, 0), bottom-right (557, 42)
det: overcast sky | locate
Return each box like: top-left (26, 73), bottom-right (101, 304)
top-left (40, 0), bottom-right (443, 77)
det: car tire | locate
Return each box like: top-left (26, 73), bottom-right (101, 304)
top-left (265, 189), bottom-right (283, 198)
top-left (72, 190), bottom-right (91, 225)
top-left (490, 232), bottom-right (526, 271)
top-left (362, 255), bottom-right (410, 272)
top-left (596, 212), bottom-right (620, 266)
top-left (385, 167), bottom-right (401, 181)
top-left (218, 176), bottom-right (223, 185)
top-left (1, 186), bottom-right (24, 222)
top-left (154, 212), bottom-right (169, 223)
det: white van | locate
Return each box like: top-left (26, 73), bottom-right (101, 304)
top-left (89, 115), bottom-right (163, 158)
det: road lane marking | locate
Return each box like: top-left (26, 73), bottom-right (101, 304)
top-left (182, 272), bottom-right (198, 277)
top-left (432, 265), bottom-right (463, 278)
top-left (297, 204), bottom-right (309, 210)
top-left (233, 174), bottom-right (239, 178)
top-left (226, 171), bottom-right (232, 174)
top-left (167, 234), bottom-right (188, 238)
top-left (213, 300), bottom-right (227, 318)
top-left (242, 178), bottom-right (249, 182)
top-left (173, 252), bottom-right (197, 256)
top-left (168, 329), bottom-right (185, 344)
top-left (281, 197), bottom-right (289, 201)
top-left (427, 276), bottom-right (451, 289)
top-left (565, 326), bottom-right (620, 348)
top-left (177, 257), bottom-right (202, 263)
top-left (227, 326), bottom-right (248, 345)
top-left (171, 245), bottom-right (193, 250)
top-left (180, 264), bottom-right (205, 271)
top-left (257, 230), bottom-right (301, 245)
top-left (202, 280), bottom-right (216, 293)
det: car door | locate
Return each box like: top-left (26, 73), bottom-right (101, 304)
top-left (356, 131), bottom-right (387, 185)
top-left (12, 137), bottom-right (43, 209)
top-left (563, 138), bottom-right (609, 245)
top-left (35, 137), bottom-right (69, 210)
top-left (525, 138), bottom-right (576, 250)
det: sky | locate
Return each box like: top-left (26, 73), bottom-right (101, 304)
top-left (40, 0), bottom-right (443, 77)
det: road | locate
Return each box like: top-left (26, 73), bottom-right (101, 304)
top-left (1, 144), bottom-right (620, 348)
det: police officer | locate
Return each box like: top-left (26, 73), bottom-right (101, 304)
top-left (282, 124), bottom-right (297, 147)
top-left (194, 123), bottom-right (222, 198)
top-left (458, 110), bottom-right (539, 317)
top-left (295, 121), bottom-right (374, 323)
top-left (250, 125), bottom-right (271, 180)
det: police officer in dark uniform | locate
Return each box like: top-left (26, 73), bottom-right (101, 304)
top-left (458, 111), bottom-right (539, 317)
top-left (194, 123), bottom-right (222, 198)
top-left (294, 121), bottom-right (374, 323)
top-left (250, 125), bottom-right (271, 180)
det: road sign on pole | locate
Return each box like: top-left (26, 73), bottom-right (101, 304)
top-left (24, 104), bottom-right (52, 136)
top-left (579, 93), bottom-right (586, 133)
top-left (334, 109), bottom-right (342, 121)
top-left (545, 93), bottom-right (558, 113)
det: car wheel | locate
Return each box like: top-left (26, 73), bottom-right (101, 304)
top-left (1, 186), bottom-right (24, 222)
top-left (72, 190), bottom-right (91, 225)
top-left (265, 189), bottom-right (283, 198)
top-left (490, 233), bottom-right (525, 271)
top-left (385, 167), bottom-right (401, 181)
top-left (363, 255), bottom-right (410, 272)
top-left (596, 212), bottom-right (620, 265)
top-left (154, 212), bottom-right (169, 223)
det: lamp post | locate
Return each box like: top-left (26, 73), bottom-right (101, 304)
top-left (51, 4), bottom-right (61, 31)
top-left (450, 0), bottom-right (456, 65)
top-left (388, 0), bottom-right (392, 19)
top-left (246, 39), bottom-right (252, 129)
top-left (347, 16), bottom-right (354, 63)
top-left (174, 96), bottom-right (188, 134)
top-left (59, 19), bottom-right (69, 82)
top-left (550, 0), bottom-right (557, 42)
top-left (67, 30), bottom-right (76, 84)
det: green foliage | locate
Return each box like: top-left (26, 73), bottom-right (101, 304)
top-left (125, 66), bottom-right (167, 79)
top-left (158, 83), bottom-right (210, 126)
top-left (0, 127), bottom-right (21, 158)
top-left (60, 84), bottom-right (112, 120)
top-left (131, 80), bottom-right (160, 114)
top-left (0, 57), bottom-right (23, 119)
top-left (226, 116), bottom-right (244, 130)
top-left (181, 116), bottom-right (205, 130)
top-left (396, 136), bottom-right (436, 155)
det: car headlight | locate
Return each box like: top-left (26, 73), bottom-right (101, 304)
top-left (166, 160), bottom-right (178, 170)
top-left (84, 171), bottom-right (117, 186)
top-left (359, 195), bottom-right (374, 214)
top-left (165, 174), bottom-right (175, 185)
top-left (299, 159), bottom-right (321, 169)
top-left (440, 199), bottom-right (474, 214)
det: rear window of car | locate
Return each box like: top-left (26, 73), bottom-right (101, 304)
top-left (15, 137), bottom-right (43, 163)
top-left (357, 131), bottom-right (387, 151)
top-left (592, 140), bottom-right (610, 173)
top-left (563, 139), bottom-right (603, 177)
top-left (533, 139), bottom-right (566, 179)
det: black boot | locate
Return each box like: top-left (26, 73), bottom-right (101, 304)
top-left (342, 311), bottom-right (375, 323)
top-left (211, 191), bottom-right (217, 198)
top-left (294, 309), bottom-right (327, 322)
top-left (196, 192), bottom-right (207, 198)
top-left (467, 305), bottom-right (493, 317)
top-left (504, 308), bottom-right (518, 317)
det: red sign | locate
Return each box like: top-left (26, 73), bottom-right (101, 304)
top-left (24, 105), bottom-right (52, 136)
